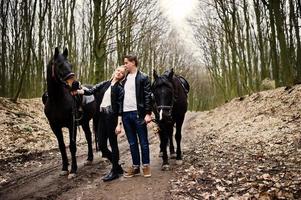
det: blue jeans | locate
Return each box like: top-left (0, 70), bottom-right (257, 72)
top-left (122, 111), bottom-right (150, 166)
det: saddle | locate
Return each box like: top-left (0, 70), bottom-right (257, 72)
top-left (72, 84), bottom-right (95, 121)
top-left (72, 93), bottom-right (95, 122)
top-left (175, 75), bottom-right (190, 94)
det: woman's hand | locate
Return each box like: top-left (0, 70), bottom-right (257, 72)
top-left (77, 89), bottom-right (84, 95)
top-left (71, 89), bottom-right (84, 96)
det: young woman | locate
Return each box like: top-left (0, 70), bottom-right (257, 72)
top-left (76, 66), bottom-right (126, 181)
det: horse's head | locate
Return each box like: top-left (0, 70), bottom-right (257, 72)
top-left (152, 69), bottom-right (174, 123)
top-left (48, 47), bottom-right (75, 86)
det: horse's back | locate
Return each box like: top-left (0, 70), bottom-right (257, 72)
top-left (172, 75), bottom-right (189, 118)
top-left (176, 75), bottom-right (190, 94)
top-left (173, 75), bottom-right (189, 99)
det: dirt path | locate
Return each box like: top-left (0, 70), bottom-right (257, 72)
top-left (3, 86), bottom-right (301, 199)
top-left (0, 112), bottom-right (198, 200)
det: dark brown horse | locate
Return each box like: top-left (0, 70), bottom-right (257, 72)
top-left (43, 47), bottom-right (96, 178)
top-left (152, 69), bottom-right (189, 170)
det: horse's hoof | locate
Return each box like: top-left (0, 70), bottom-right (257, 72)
top-left (176, 160), bottom-right (183, 165)
top-left (161, 164), bottom-right (170, 171)
top-left (59, 170), bottom-right (69, 176)
top-left (170, 153), bottom-right (177, 159)
top-left (159, 152), bottom-right (163, 157)
top-left (84, 160), bottom-right (93, 166)
top-left (68, 173), bottom-right (77, 179)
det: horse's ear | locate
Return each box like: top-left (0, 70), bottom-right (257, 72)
top-left (153, 69), bottom-right (158, 80)
top-left (63, 48), bottom-right (68, 58)
top-left (168, 68), bottom-right (174, 80)
top-left (54, 47), bottom-right (59, 58)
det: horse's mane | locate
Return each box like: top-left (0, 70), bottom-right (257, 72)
top-left (152, 69), bottom-right (174, 89)
top-left (153, 76), bottom-right (172, 88)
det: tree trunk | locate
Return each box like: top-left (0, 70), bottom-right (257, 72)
top-left (254, 0), bottom-right (268, 81)
top-left (291, 0), bottom-right (301, 83)
top-left (13, 0), bottom-right (38, 102)
top-left (272, 0), bottom-right (292, 85)
top-left (267, 1), bottom-right (280, 86)
top-left (0, 0), bottom-right (9, 97)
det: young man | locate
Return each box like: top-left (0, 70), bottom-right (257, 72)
top-left (122, 55), bottom-right (152, 178)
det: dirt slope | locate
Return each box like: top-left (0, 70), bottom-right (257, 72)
top-left (0, 97), bottom-right (89, 185)
top-left (170, 85), bottom-right (301, 199)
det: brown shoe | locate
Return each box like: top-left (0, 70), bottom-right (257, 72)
top-left (142, 165), bottom-right (151, 177)
top-left (123, 166), bottom-right (140, 178)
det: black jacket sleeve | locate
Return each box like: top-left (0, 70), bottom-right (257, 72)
top-left (116, 84), bottom-right (124, 116)
top-left (143, 76), bottom-right (152, 115)
top-left (83, 81), bottom-right (105, 96)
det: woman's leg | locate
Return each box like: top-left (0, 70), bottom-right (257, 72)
top-left (98, 112), bottom-right (112, 161)
top-left (106, 113), bottom-right (120, 173)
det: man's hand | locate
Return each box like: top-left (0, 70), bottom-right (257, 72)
top-left (115, 124), bottom-right (122, 135)
top-left (144, 114), bottom-right (152, 124)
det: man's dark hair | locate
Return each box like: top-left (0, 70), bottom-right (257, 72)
top-left (123, 54), bottom-right (138, 67)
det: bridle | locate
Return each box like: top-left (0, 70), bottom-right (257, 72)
top-left (51, 63), bottom-right (57, 80)
top-left (157, 105), bottom-right (173, 110)
top-left (51, 61), bottom-right (75, 87)
top-left (153, 76), bottom-right (175, 120)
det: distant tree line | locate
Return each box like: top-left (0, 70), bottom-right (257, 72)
top-left (3, 0), bottom-right (294, 111)
top-left (195, 0), bottom-right (301, 106)
top-left (0, 0), bottom-right (202, 110)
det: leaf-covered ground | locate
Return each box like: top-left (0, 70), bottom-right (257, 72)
top-left (0, 98), bottom-right (62, 160)
top-left (1, 85), bottom-right (301, 199)
top-left (170, 85), bottom-right (301, 199)
top-left (0, 97), bottom-right (88, 185)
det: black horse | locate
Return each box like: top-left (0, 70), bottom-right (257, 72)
top-left (152, 69), bottom-right (189, 170)
top-left (43, 47), bottom-right (96, 178)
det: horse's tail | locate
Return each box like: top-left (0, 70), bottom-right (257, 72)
top-left (92, 113), bottom-right (99, 151)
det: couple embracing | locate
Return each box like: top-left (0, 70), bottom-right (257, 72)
top-left (76, 55), bottom-right (152, 182)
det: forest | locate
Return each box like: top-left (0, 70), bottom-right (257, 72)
top-left (0, 0), bottom-right (300, 110)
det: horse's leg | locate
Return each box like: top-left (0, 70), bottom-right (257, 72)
top-left (51, 124), bottom-right (69, 175)
top-left (159, 131), bottom-right (164, 158)
top-left (175, 116), bottom-right (185, 165)
top-left (159, 128), bottom-right (169, 171)
top-left (82, 120), bottom-right (93, 163)
top-left (158, 129), bottom-right (163, 157)
top-left (169, 125), bottom-right (176, 159)
top-left (68, 126), bottom-right (77, 178)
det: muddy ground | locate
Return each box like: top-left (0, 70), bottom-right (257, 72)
top-left (0, 95), bottom-right (198, 200)
top-left (2, 85), bottom-right (301, 199)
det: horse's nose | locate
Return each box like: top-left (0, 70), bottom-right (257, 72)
top-left (159, 109), bottom-right (172, 122)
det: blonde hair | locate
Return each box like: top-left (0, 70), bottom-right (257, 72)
top-left (111, 65), bottom-right (127, 81)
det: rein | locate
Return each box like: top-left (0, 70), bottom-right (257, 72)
top-left (153, 76), bottom-right (175, 121)
top-left (51, 64), bottom-right (56, 80)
